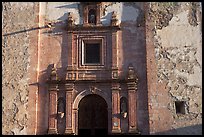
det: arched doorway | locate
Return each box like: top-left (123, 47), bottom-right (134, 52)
top-left (78, 94), bottom-right (108, 135)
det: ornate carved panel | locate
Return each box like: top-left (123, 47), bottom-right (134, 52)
top-left (111, 83), bottom-right (121, 133)
top-left (48, 84), bottom-right (58, 134)
top-left (64, 83), bottom-right (74, 134)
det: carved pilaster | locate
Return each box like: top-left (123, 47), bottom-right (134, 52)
top-left (127, 65), bottom-right (139, 133)
top-left (48, 84), bottom-right (58, 134)
top-left (64, 83), bottom-right (74, 135)
top-left (96, 3), bottom-right (102, 25)
top-left (127, 81), bottom-right (137, 133)
top-left (111, 31), bottom-right (118, 69)
top-left (67, 31), bottom-right (73, 68)
top-left (73, 108), bottom-right (78, 135)
top-left (111, 83), bottom-right (121, 134)
top-left (50, 64), bottom-right (58, 81)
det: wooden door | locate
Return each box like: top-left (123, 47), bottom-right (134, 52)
top-left (78, 94), bottom-right (108, 135)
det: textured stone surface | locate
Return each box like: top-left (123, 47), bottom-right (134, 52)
top-left (2, 2), bottom-right (39, 135)
top-left (146, 2), bottom-right (202, 135)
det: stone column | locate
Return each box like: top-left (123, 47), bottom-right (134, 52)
top-left (64, 83), bottom-right (74, 134)
top-left (67, 32), bottom-right (73, 69)
top-left (48, 83), bottom-right (58, 134)
top-left (72, 108), bottom-right (78, 135)
top-left (127, 79), bottom-right (138, 133)
top-left (111, 83), bottom-right (121, 133)
top-left (111, 31), bottom-right (118, 69)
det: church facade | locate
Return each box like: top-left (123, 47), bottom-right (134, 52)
top-left (2, 2), bottom-right (202, 135)
top-left (40, 2), bottom-right (147, 135)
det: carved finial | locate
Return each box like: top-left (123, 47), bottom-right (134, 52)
top-left (68, 12), bottom-right (74, 27)
top-left (127, 64), bottom-right (135, 80)
top-left (111, 11), bottom-right (118, 26)
top-left (50, 64), bottom-right (58, 80)
top-left (127, 64), bottom-right (139, 91)
top-left (128, 64), bottom-right (138, 84)
top-left (127, 64), bottom-right (138, 82)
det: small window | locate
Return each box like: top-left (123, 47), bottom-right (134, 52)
top-left (175, 101), bottom-right (186, 114)
top-left (84, 43), bottom-right (101, 64)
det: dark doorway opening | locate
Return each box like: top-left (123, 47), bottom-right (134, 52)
top-left (78, 94), bottom-right (108, 135)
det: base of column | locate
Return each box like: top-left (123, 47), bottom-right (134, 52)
top-left (128, 127), bottom-right (140, 134)
top-left (64, 128), bottom-right (74, 135)
top-left (111, 127), bottom-right (121, 134)
top-left (48, 128), bottom-right (58, 134)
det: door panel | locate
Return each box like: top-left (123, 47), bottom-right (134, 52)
top-left (78, 94), bottom-right (108, 135)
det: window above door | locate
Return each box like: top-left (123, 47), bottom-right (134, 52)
top-left (83, 41), bottom-right (101, 65)
top-left (78, 35), bottom-right (107, 70)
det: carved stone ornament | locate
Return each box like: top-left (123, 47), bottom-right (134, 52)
top-left (68, 12), bottom-right (74, 27)
top-left (128, 64), bottom-right (136, 80)
top-left (90, 86), bottom-right (97, 94)
top-left (121, 99), bottom-right (128, 119)
top-left (111, 11), bottom-right (118, 26)
top-left (50, 64), bottom-right (58, 80)
top-left (57, 98), bottom-right (65, 119)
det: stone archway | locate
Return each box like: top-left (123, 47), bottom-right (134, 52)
top-left (78, 94), bottom-right (108, 135)
top-left (72, 89), bottom-right (111, 135)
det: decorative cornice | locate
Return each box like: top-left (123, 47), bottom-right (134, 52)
top-left (47, 79), bottom-right (133, 84)
top-left (66, 25), bottom-right (120, 32)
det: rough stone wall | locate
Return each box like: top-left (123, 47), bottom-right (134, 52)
top-left (146, 2), bottom-right (202, 135)
top-left (2, 2), bottom-right (39, 135)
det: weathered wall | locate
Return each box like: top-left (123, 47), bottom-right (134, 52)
top-left (146, 2), bottom-right (202, 135)
top-left (2, 2), bottom-right (39, 135)
top-left (3, 2), bottom-right (201, 135)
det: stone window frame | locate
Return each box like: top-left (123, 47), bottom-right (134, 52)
top-left (78, 35), bottom-right (107, 70)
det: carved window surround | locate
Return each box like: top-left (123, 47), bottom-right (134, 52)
top-left (79, 35), bottom-right (106, 70)
top-left (82, 41), bottom-right (101, 65)
top-left (67, 25), bottom-right (120, 31)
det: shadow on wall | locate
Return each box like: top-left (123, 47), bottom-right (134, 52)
top-left (55, 3), bottom-right (79, 9)
top-left (37, 11), bottom-right (71, 134)
top-left (121, 2), bottom-right (149, 134)
top-left (2, 25), bottom-right (48, 36)
top-left (101, 12), bottom-right (113, 26)
top-left (55, 3), bottom-right (82, 25)
top-left (153, 124), bottom-right (202, 135)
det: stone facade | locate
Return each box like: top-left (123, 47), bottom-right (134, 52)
top-left (2, 2), bottom-right (202, 135)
